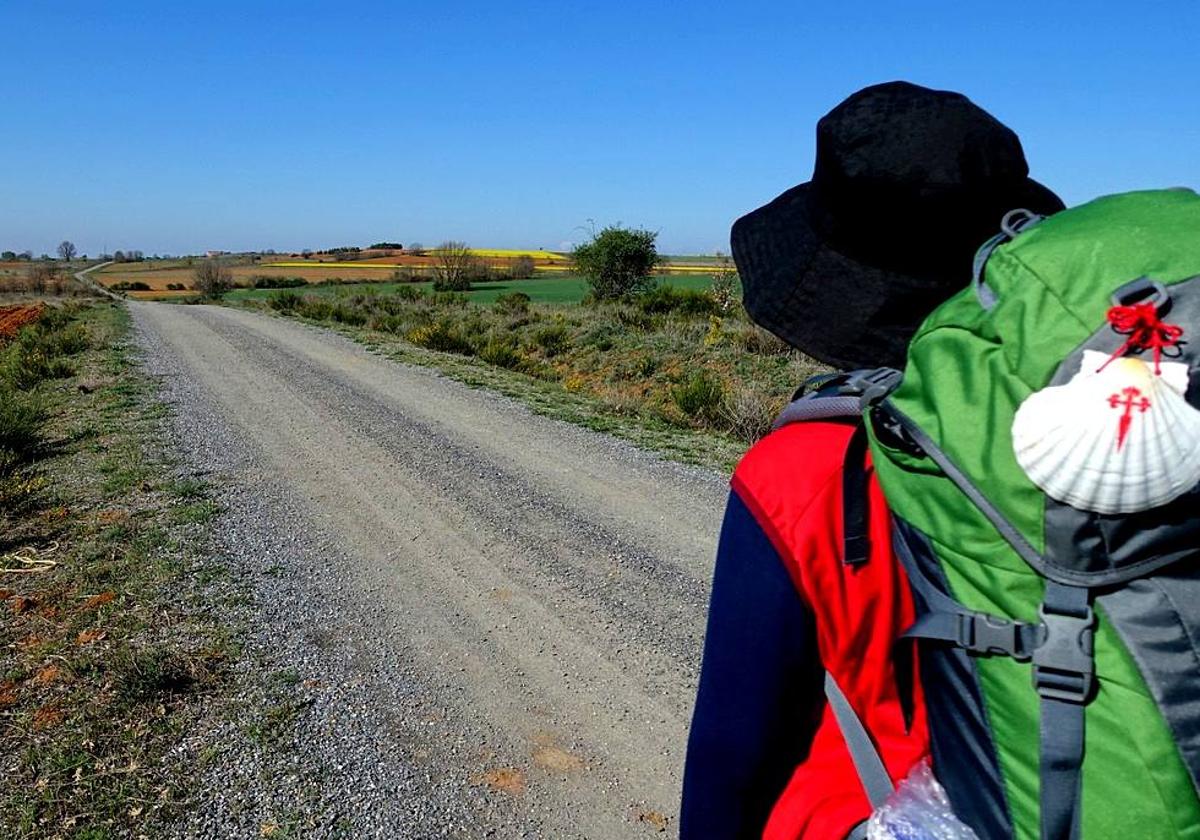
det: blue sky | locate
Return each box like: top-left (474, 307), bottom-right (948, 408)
top-left (1, 1), bottom-right (1197, 257)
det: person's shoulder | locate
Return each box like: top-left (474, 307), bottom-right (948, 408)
top-left (732, 420), bottom-right (856, 511)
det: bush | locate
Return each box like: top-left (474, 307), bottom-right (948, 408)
top-left (432, 241), bottom-right (485, 291)
top-left (26, 263), bottom-right (58, 293)
top-left (2, 348), bottom-right (74, 389)
top-left (331, 305), bottom-right (366, 326)
top-left (479, 335), bottom-right (522, 368)
top-left (582, 323), bottom-right (619, 351)
top-left (296, 298), bottom-right (334, 320)
top-left (194, 259), bottom-right (234, 298)
top-left (615, 307), bottom-right (655, 330)
top-left (532, 324), bottom-right (570, 357)
top-left (430, 292), bottom-right (469, 308)
top-left (494, 292), bottom-right (530, 315)
top-left (393, 285), bottom-right (424, 301)
top-left (405, 321), bottom-right (475, 355)
top-left (672, 370), bottom-right (725, 424)
top-left (506, 255), bottom-right (536, 280)
top-left (252, 275), bottom-right (307, 289)
top-left (710, 256), bottom-right (740, 313)
top-left (0, 313), bottom-right (86, 390)
top-left (268, 291), bottom-right (303, 312)
top-left (722, 385), bottom-right (779, 442)
top-left (0, 384), bottom-right (45, 464)
top-left (110, 281), bottom-right (151, 292)
top-left (166, 283), bottom-right (186, 291)
top-left (572, 225), bottom-right (659, 300)
top-left (636, 285), bottom-right (718, 316)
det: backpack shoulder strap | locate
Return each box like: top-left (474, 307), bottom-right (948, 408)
top-left (773, 368), bottom-right (902, 567)
top-left (824, 670), bottom-right (895, 810)
top-left (772, 367), bottom-right (903, 430)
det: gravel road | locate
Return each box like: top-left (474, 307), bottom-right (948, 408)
top-left (131, 302), bottom-right (728, 839)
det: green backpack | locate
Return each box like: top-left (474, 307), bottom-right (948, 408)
top-left (857, 188), bottom-right (1200, 839)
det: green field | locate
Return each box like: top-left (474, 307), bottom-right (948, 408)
top-left (226, 273), bottom-right (720, 305)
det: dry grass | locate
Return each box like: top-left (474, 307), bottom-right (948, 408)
top-left (1, 303), bottom-right (234, 837)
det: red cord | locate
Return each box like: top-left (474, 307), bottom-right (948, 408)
top-left (1097, 302), bottom-right (1184, 375)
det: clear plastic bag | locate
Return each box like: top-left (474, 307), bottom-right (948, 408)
top-left (867, 759), bottom-right (980, 840)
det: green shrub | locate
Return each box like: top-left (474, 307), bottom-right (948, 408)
top-left (268, 291), bottom-right (303, 312)
top-left (494, 292), bottom-right (531, 315)
top-left (252, 275), bottom-right (307, 289)
top-left (405, 321), bottom-right (475, 355)
top-left (672, 370), bottom-right (725, 424)
top-left (2, 346), bottom-right (74, 390)
top-left (637, 285), bottom-right (718, 316)
top-left (393, 284), bottom-right (424, 301)
top-left (479, 335), bottom-right (522, 368)
top-left (532, 324), bottom-right (570, 357)
top-left (572, 225), bottom-right (658, 300)
top-left (615, 307), bottom-right (655, 330)
top-left (369, 314), bottom-right (408, 333)
top-left (582, 323), bottom-right (619, 351)
top-left (431, 292), bottom-right (469, 308)
top-left (110, 281), bottom-right (151, 292)
top-left (296, 298), bottom-right (334, 320)
top-left (25, 322), bottom-right (89, 357)
top-left (0, 385), bottom-right (45, 464)
top-left (331, 305), bottom-right (367, 326)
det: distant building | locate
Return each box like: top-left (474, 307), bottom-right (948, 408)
top-left (205, 250), bottom-right (228, 258)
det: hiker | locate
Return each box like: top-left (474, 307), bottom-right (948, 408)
top-left (680, 82), bottom-right (1064, 839)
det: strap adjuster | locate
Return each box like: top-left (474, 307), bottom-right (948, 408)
top-left (1032, 605), bottom-right (1096, 704)
top-left (844, 368), bottom-right (904, 410)
top-left (957, 612), bottom-right (1033, 661)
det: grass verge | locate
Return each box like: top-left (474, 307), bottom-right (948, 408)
top-left (1, 301), bottom-right (234, 838)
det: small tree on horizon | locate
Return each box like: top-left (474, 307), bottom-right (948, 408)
top-left (194, 258), bottom-right (234, 298)
top-left (571, 225), bottom-right (658, 300)
top-left (57, 240), bottom-right (77, 261)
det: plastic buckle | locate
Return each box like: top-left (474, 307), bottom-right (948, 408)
top-left (1032, 605), bottom-right (1096, 704)
top-left (956, 613), bottom-right (1032, 661)
top-left (840, 368), bottom-right (903, 411)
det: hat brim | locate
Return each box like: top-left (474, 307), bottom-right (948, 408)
top-left (731, 178), bottom-right (1064, 370)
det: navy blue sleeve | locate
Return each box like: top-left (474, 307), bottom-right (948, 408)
top-left (680, 490), bottom-right (824, 839)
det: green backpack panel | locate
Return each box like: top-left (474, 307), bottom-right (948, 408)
top-left (867, 189), bottom-right (1200, 839)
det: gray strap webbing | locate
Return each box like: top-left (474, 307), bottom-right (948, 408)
top-left (824, 671), bottom-right (894, 809)
top-left (1040, 698), bottom-right (1085, 840)
top-left (1037, 583), bottom-right (1092, 840)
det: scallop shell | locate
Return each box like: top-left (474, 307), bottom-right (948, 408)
top-left (1012, 350), bottom-right (1200, 514)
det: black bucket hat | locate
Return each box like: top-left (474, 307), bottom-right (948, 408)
top-left (731, 81), bottom-right (1064, 370)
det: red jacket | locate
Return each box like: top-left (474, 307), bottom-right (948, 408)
top-left (682, 420), bottom-right (929, 839)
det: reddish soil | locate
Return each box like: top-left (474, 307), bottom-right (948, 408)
top-left (0, 303), bottom-right (45, 342)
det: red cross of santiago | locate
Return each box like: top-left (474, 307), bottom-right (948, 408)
top-left (1109, 386), bottom-right (1152, 449)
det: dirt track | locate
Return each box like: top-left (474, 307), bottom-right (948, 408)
top-left (131, 302), bottom-right (727, 838)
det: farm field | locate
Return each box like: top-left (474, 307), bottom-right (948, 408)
top-left (226, 273), bottom-right (721, 305)
top-left (95, 252), bottom-right (730, 295)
